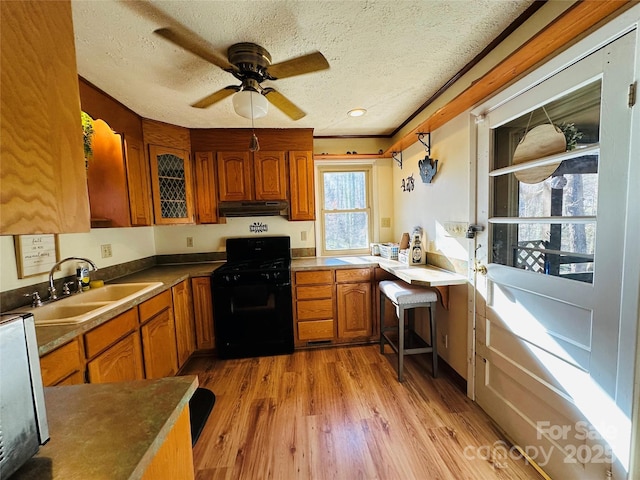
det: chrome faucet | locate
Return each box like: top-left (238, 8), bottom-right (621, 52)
top-left (48, 257), bottom-right (98, 300)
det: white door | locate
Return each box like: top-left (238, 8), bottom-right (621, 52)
top-left (474, 31), bottom-right (636, 480)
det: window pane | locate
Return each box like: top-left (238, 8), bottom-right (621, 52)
top-left (492, 222), bottom-right (595, 283)
top-left (323, 172), bottom-right (366, 210)
top-left (324, 212), bottom-right (369, 250)
top-left (490, 80), bottom-right (601, 284)
top-left (493, 155), bottom-right (599, 218)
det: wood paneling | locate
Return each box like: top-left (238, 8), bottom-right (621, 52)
top-left (288, 151), bottom-right (315, 221)
top-left (40, 338), bottom-right (82, 386)
top-left (182, 346), bottom-right (540, 479)
top-left (191, 277), bottom-right (215, 351)
top-left (190, 128), bottom-right (313, 152)
top-left (194, 151), bottom-right (218, 223)
top-left (0, 0), bottom-right (90, 234)
top-left (143, 119), bottom-right (191, 152)
top-left (78, 77), bottom-right (143, 142)
top-left (386, 0), bottom-right (632, 155)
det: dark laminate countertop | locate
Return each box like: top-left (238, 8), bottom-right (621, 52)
top-left (12, 375), bottom-right (198, 480)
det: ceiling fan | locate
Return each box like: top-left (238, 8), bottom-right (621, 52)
top-left (154, 28), bottom-right (330, 120)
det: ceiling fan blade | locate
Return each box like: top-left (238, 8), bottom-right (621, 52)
top-left (266, 51), bottom-right (329, 80)
top-left (263, 88), bottom-right (306, 120)
top-left (191, 86), bottom-right (239, 109)
top-left (154, 28), bottom-right (235, 72)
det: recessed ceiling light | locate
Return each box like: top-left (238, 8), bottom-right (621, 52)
top-left (347, 108), bottom-right (367, 117)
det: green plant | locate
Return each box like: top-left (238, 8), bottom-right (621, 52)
top-left (558, 122), bottom-right (583, 151)
top-left (81, 111), bottom-right (94, 159)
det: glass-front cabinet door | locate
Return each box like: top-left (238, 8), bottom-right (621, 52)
top-left (149, 145), bottom-right (194, 224)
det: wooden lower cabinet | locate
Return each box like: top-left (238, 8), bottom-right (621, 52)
top-left (172, 280), bottom-right (196, 368)
top-left (140, 291), bottom-right (179, 379)
top-left (87, 331), bottom-right (145, 384)
top-left (40, 338), bottom-right (83, 386)
top-left (142, 406), bottom-right (195, 480)
top-left (85, 309), bottom-right (144, 384)
top-left (293, 269), bottom-right (335, 346)
top-left (336, 268), bottom-right (373, 341)
top-left (191, 277), bottom-right (215, 351)
top-left (337, 282), bottom-right (372, 339)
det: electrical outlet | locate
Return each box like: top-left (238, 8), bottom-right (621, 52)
top-left (301, 231), bottom-right (307, 241)
top-left (100, 244), bottom-right (112, 258)
top-left (381, 217), bottom-right (391, 228)
top-left (186, 237), bottom-right (194, 248)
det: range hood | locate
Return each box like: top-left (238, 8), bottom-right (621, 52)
top-left (218, 200), bottom-right (289, 218)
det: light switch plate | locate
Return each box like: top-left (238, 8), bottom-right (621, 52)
top-left (100, 244), bottom-right (112, 258)
top-left (444, 222), bottom-right (468, 238)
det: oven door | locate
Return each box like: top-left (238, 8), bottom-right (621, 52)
top-left (212, 280), bottom-right (294, 359)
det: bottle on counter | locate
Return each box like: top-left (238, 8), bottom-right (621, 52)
top-left (409, 227), bottom-right (426, 265)
top-left (76, 263), bottom-right (90, 291)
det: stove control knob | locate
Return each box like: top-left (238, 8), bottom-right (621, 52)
top-left (233, 274), bottom-right (240, 282)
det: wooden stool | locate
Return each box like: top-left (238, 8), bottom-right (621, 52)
top-left (379, 280), bottom-right (438, 382)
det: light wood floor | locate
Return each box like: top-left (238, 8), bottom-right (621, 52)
top-left (182, 345), bottom-right (542, 480)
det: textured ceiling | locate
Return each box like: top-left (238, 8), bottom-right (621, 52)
top-left (71, 0), bottom-right (534, 136)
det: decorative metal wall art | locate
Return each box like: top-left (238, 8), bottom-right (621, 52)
top-left (401, 174), bottom-right (415, 192)
top-left (249, 222), bottom-right (268, 233)
top-left (417, 132), bottom-right (438, 183)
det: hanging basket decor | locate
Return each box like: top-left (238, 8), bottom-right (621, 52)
top-left (512, 108), bottom-right (566, 184)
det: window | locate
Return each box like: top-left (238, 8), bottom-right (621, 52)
top-left (318, 166), bottom-right (373, 256)
top-left (490, 80), bottom-right (601, 283)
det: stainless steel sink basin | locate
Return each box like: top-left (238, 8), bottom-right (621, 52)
top-left (29, 282), bottom-right (163, 326)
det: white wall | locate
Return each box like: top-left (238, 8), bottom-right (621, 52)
top-left (393, 111), bottom-right (472, 378)
top-left (0, 227), bottom-right (155, 292)
top-left (153, 218), bottom-right (315, 255)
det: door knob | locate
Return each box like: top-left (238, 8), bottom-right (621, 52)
top-left (473, 262), bottom-right (487, 275)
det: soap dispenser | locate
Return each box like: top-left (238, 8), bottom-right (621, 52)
top-left (409, 226), bottom-right (426, 265)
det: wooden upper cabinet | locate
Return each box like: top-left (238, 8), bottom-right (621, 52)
top-left (87, 120), bottom-right (152, 227)
top-left (149, 145), bottom-right (195, 224)
top-left (194, 151), bottom-right (218, 224)
top-left (0, 0), bottom-right (90, 234)
top-left (125, 137), bottom-right (153, 226)
top-left (289, 151), bottom-right (315, 221)
top-left (254, 151), bottom-right (287, 200)
top-left (217, 151), bottom-right (252, 201)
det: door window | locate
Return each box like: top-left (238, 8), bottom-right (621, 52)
top-left (490, 80), bottom-right (601, 283)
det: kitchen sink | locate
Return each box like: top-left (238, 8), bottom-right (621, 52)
top-left (28, 282), bottom-right (163, 326)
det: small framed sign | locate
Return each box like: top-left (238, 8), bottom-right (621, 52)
top-left (14, 234), bottom-right (60, 279)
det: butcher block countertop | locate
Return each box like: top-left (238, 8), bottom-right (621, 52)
top-left (12, 375), bottom-right (198, 480)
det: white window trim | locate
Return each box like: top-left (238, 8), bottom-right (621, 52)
top-left (315, 162), bottom-right (374, 257)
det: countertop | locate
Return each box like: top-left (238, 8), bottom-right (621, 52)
top-left (12, 375), bottom-right (199, 480)
top-left (35, 257), bottom-right (466, 356)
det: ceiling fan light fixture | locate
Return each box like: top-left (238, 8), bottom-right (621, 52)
top-left (347, 108), bottom-right (367, 117)
top-left (233, 90), bottom-right (268, 119)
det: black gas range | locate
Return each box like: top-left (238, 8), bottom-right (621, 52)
top-left (211, 236), bottom-right (294, 359)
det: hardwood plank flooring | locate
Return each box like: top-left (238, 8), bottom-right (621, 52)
top-left (181, 346), bottom-right (542, 480)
